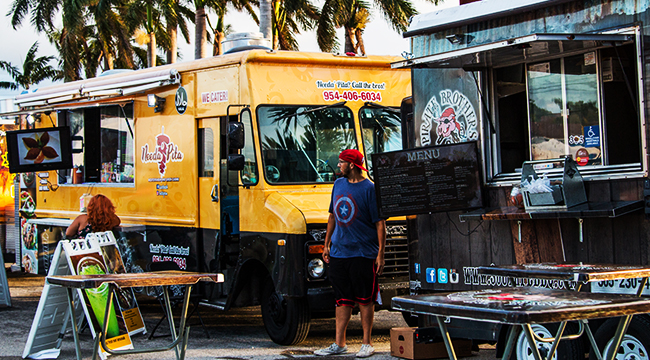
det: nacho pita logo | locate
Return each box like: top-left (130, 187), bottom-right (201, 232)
top-left (141, 126), bottom-right (184, 177)
top-left (421, 90), bottom-right (478, 146)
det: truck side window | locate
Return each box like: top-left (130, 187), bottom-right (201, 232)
top-left (359, 107), bottom-right (402, 179)
top-left (198, 128), bottom-right (214, 177)
top-left (60, 103), bottom-right (135, 184)
top-left (240, 109), bottom-right (258, 185)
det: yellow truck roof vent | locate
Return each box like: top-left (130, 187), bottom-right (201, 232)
top-left (222, 32), bottom-right (272, 54)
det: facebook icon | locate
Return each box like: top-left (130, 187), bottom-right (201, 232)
top-left (425, 268), bottom-right (436, 283)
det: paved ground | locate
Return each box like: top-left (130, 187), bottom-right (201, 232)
top-left (0, 265), bottom-right (497, 360)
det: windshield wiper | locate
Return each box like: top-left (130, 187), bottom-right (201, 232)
top-left (363, 101), bottom-right (400, 114)
top-left (275, 101), bottom-right (347, 121)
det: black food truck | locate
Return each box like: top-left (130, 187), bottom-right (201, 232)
top-left (382, 0), bottom-right (650, 359)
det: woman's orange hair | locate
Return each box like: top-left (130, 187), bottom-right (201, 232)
top-left (87, 194), bottom-right (117, 232)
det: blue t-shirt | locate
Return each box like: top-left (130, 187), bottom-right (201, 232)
top-left (329, 178), bottom-right (381, 259)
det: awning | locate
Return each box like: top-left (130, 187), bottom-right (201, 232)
top-left (392, 33), bottom-right (633, 69)
top-left (11, 68), bottom-right (181, 109)
top-left (404, 0), bottom-right (572, 38)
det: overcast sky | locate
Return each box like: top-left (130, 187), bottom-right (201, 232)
top-left (0, 0), bottom-right (458, 98)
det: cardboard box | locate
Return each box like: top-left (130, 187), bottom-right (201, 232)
top-left (390, 327), bottom-right (473, 359)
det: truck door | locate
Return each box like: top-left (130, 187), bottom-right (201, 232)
top-left (198, 118), bottom-right (221, 231)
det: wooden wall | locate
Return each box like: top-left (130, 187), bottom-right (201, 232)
top-left (412, 178), bottom-right (649, 291)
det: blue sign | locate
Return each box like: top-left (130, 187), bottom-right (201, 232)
top-left (425, 268), bottom-right (436, 283)
top-left (584, 126), bottom-right (600, 148)
top-left (438, 268), bottom-right (448, 284)
top-left (414, 263), bottom-right (420, 274)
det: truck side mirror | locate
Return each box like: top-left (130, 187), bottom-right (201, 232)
top-left (228, 154), bottom-right (245, 171)
top-left (228, 121), bottom-right (245, 149)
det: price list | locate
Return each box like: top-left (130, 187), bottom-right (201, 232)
top-left (372, 142), bottom-right (482, 218)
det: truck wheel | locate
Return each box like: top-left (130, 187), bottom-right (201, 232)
top-left (511, 323), bottom-right (584, 360)
top-left (590, 316), bottom-right (650, 360)
top-left (261, 279), bottom-right (311, 345)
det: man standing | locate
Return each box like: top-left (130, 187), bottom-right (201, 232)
top-left (315, 149), bottom-right (386, 358)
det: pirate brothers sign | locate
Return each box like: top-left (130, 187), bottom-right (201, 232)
top-left (420, 89), bottom-right (478, 146)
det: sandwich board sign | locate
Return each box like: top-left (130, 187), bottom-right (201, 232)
top-left (23, 232), bottom-right (146, 359)
top-left (22, 239), bottom-right (86, 359)
top-left (0, 246), bottom-right (10, 307)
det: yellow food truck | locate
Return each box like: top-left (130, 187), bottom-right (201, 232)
top-left (5, 46), bottom-right (411, 344)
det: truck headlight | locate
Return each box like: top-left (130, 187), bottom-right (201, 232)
top-left (308, 258), bottom-right (325, 278)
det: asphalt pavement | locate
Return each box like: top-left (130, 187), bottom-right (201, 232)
top-left (0, 264), bottom-right (496, 360)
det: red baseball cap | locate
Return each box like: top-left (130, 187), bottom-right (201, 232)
top-left (339, 149), bottom-right (368, 172)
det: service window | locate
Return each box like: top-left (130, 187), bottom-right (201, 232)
top-left (257, 105), bottom-right (356, 184)
top-left (359, 106), bottom-right (402, 179)
top-left (492, 41), bottom-right (641, 179)
top-left (59, 103), bottom-right (135, 185)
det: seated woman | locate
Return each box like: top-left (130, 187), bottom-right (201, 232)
top-left (65, 194), bottom-right (121, 239)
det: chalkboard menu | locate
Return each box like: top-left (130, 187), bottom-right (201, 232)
top-left (372, 142), bottom-right (483, 218)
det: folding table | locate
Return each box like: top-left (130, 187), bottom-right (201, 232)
top-left (47, 271), bottom-right (223, 360)
top-left (392, 287), bottom-right (650, 360)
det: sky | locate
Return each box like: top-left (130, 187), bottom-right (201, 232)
top-left (0, 0), bottom-right (458, 99)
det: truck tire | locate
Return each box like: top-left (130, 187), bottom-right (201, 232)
top-left (590, 316), bottom-right (650, 360)
top-left (261, 278), bottom-right (311, 345)
top-left (511, 323), bottom-right (584, 360)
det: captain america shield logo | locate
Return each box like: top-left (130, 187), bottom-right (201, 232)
top-left (334, 195), bottom-right (358, 225)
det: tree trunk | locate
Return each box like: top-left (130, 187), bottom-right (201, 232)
top-left (148, 32), bottom-right (156, 67)
top-left (213, 31), bottom-right (225, 55)
top-left (259, 0), bottom-right (272, 41)
top-left (167, 25), bottom-right (177, 64)
top-left (344, 27), bottom-right (356, 54)
top-left (195, 5), bottom-right (207, 59)
top-left (355, 28), bottom-right (365, 56)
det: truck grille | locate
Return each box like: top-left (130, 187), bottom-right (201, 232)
top-left (382, 224), bottom-right (409, 279)
top-left (308, 223), bottom-right (409, 279)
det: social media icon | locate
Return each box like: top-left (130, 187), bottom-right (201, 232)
top-left (414, 263), bottom-right (421, 274)
top-left (438, 268), bottom-right (448, 284)
top-left (425, 268), bottom-right (436, 283)
top-left (450, 270), bottom-right (459, 284)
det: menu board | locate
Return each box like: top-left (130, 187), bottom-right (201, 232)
top-left (372, 142), bottom-right (482, 218)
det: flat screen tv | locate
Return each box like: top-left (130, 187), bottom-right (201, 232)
top-left (6, 126), bottom-right (73, 173)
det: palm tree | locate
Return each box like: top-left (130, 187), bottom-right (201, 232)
top-left (206, 0), bottom-right (259, 55)
top-left (125, 0), bottom-right (195, 67)
top-left (317, 0), bottom-right (439, 54)
top-left (273, 0), bottom-right (320, 50)
top-left (195, 0), bottom-right (210, 58)
top-left (8, 0), bottom-right (135, 80)
top-left (258, 0), bottom-right (319, 50)
top-left (160, 0), bottom-right (195, 63)
top-left (0, 42), bottom-right (58, 91)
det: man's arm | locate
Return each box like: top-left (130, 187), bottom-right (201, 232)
top-left (375, 219), bottom-right (386, 275)
top-left (322, 213), bottom-right (336, 264)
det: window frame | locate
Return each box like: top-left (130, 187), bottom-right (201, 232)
top-left (255, 104), bottom-right (358, 185)
top-left (485, 26), bottom-right (646, 185)
top-left (58, 101), bottom-right (136, 187)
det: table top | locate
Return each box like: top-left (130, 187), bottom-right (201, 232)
top-left (46, 271), bottom-right (224, 289)
top-left (478, 263), bottom-right (650, 282)
top-left (392, 287), bottom-right (650, 325)
top-left (458, 200), bottom-right (643, 221)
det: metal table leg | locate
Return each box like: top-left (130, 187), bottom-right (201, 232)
top-left (65, 287), bottom-right (83, 360)
top-left (91, 284), bottom-right (194, 360)
top-left (436, 316), bottom-right (457, 360)
top-left (522, 324), bottom-right (545, 360)
top-left (602, 315), bottom-right (633, 360)
top-left (501, 325), bottom-right (521, 360)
